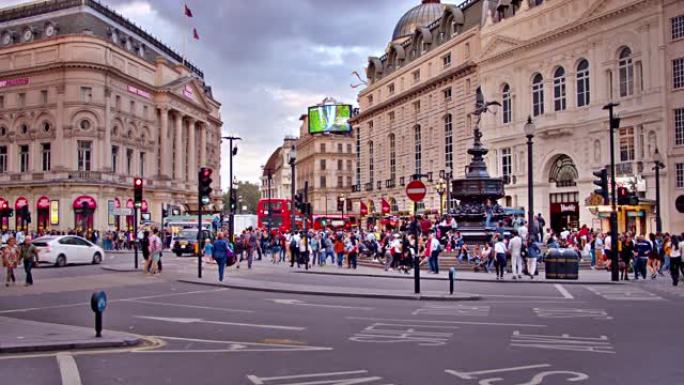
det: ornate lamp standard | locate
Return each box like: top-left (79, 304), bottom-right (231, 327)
top-left (653, 147), bottom-right (665, 233)
top-left (435, 178), bottom-right (447, 217)
top-left (287, 145), bottom-right (297, 233)
top-left (523, 116), bottom-right (536, 239)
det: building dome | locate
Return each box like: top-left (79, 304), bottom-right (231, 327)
top-left (392, 0), bottom-right (446, 42)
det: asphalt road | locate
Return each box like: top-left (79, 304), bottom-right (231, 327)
top-left (0, 252), bottom-right (683, 385)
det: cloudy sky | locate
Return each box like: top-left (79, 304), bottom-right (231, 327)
top-left (2, 0), bottom-right (422, 190)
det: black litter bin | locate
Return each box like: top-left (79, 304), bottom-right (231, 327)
top-left (545, 248), bottom-right (579, 280)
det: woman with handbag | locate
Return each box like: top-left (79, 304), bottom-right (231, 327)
top-left (2, 237), bottom-right (19, 287)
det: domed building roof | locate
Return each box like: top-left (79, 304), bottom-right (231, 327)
top-left (392, 0), bottom-right (447, 42)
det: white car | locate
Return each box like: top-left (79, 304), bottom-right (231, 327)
top-left (32, 236), bottom-right (104, 267)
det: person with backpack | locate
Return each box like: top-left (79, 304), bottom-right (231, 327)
top-left (212, 233), bottom-right (231, 282)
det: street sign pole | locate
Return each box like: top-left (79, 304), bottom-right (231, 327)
top-left (405, 179), bottom-right (427, 295)
top-left (133, 206), bottom-right (138, 270)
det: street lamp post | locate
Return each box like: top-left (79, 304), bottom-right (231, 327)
top-left (435, 178), bottom-right (447, 217)
top-left (603, 102), bottom-right (620, 282)
top-left (222, 135), bottom-right (242, 242)
top-left (653, 148), bottom-right (665, 233)
top-left (288, 145), bottom-right (297, 233)
top-left (523, 116), bottom-right (536, 240)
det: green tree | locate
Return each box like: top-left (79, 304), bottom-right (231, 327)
top-left (223, 181), bottom-right (260, 214)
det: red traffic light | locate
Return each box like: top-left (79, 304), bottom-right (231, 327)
top-left (134, 178), bottom-right (143, 187)
top-left (0, 202), bottom-right (6, 209)
top-left (201, 168), bottom-right (212, 178)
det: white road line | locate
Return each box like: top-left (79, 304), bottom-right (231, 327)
top-left (446, 364), bottom-right (551, 380)
top-left (346, 317), bottom-right (546, 328)
top-left (134, 315), bottom-right (306, 331)
top-left (554, 284), bottom-right (574, 299)
top-left (268, 298), bottom-right (372, 310)
top-left (478, 293), bottom-right (570, 300)
top-left (123, 299), bottom-right (253, 313)
top-left (56, 353), bottom-right (82, 385)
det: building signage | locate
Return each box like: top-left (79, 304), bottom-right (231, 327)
top-left (127, 85), bottom-right (151, 99)
top-left (37, 196), bottom-right (50, 209)
top-left (560, 203), bottom-right (577, 213)
top-left (50, 200), bottom-right (59, 225)
top-left (0, 77), bottom-right (29, 88)
top-left (108, 200), bottom-right (115, 226)
top-left (183, 84), bottom-right (193, 99)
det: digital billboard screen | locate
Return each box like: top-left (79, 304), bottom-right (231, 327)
top-left (308, 104), bottom-right (352, 134)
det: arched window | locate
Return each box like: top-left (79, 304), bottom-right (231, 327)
top-left (444, 115), bottom-right (453, 170)
top-left (414, 125), bottom-right (422, 176)
top-left (532, 73), bottom-right (544, 116)
top-left (368, 140), bottom-right (374, 186)
top-left (618, 47), bottom-right (634, 97)
top-left (553, 67), bottom-right (566, 111)
top-left (576, 59), bottom-right (590, 107)
top-left (389, 134), bottom-right (396, 182)
top-left (502, 84), bottom-right (512, 124)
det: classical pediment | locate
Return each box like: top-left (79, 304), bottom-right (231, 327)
top-left (480, 35), bottom-right (524, 59)
top-left (161, 76), bottom-right (210, 111)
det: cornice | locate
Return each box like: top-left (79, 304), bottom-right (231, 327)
top-left (350, 61), bottom-right (477, 124)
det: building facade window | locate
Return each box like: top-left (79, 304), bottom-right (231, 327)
top-left (320, 159), bottom-right (326, 170)
top-left (18, 93), bottom-right (25, 108)
top-left (442, 53), bottom-right (451, 68)
top-left (320, 143), bottom-right (326, 153)
top-left (674, 58), bottom-right (684, 89)
top-left (532, 73), bottom-right (544, 116)
top-left (126, 148), bottom-right (133, 175)
top-left (139, 152), bottom-right (145, 177)
top-left (0, 95), bottom-right (4, 109)
top-left (19, 145), bottom-right (29, 172)
top-left (77, 141), bottom-right (92, 171)
top-left (346, 159), bottom-right (352, 171)
top-left (553, 67), bottom-right (567, 111)
top-left (501, 148), bottom-right (512, 184)
top-left (368, 141), bottom-right (374, 186)
top-left (618, 47), bottom-right (634, 97)
top-left (80, 87), bottom-right (92, 103)
top-left (677, 163), bottom-right (684, 188)
top-left (502, 84), bottom-right (512, 124)
top-left (675, 108), bottom-right (684, 146)
top-left (413, 70), bottom-right (420, 83)
top-left (444, 115), bottom-right (453, 171)
top-left (443, 87), bottom-right (452, 102)
top-left (0, 146), bottom-right (6, 173)
top-left (320, 176), bottom-right (326, 188)
top-left (619, 127), bottom-right (635, 162)
top-left (41, 90), bottom-right (48, 104)
top-left (388, 83), bottom-right (395, 95)
top-left (576, 59), bottom-right (590, 107)
top-left (41, 143), bottom-right (50, 171)
top-left (389, 133), bottom-right (396, 182)
top-left (112, 145), bottom-right (119, 173)
top-left (673, 15), bottom-right (684, 40)
top-left (347, 143), bottom-right (352, 153)
top-left (337, 175), bottom-right (343, 188)
top-left (337, 159), bottom-right (343, 170)
top-left (414, 125), bottom-right (422, 176)
top-left (337, 143), bottom-right (343, 153)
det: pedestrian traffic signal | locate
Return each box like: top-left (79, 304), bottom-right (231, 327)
top-left (229, 189), bottom-right (237, 212)
top-left (198, 167), bottom-right (213, 206)
top-left (133, 177), bottom-right (143, 206)
top-left (617, 186), bottom-right (629, 205)
top-left (592, 168), bottom-right (609, 205)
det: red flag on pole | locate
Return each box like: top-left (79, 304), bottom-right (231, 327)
top-left (193, 28), bottom-right (200, 40)
top-left (381, 198), bottom-right (390, 215)
top-left (184, 4), bottom-right (193, 17)
top-left (360, 201), bottom-right (368, 216)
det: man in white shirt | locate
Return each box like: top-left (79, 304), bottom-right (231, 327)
top-left (518, 222), bottom-right (529, 243)
top-left (494, 236), bottom-right (508, 280)
top-left (509, 233), bottom-right (523, 279)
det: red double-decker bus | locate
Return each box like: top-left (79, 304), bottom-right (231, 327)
top-left (257, 198), bottom-right (307, 233)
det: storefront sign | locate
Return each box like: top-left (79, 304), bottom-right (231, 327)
top-left (50, 200), bottom-right (59, 225)
top-left (560, 203), bottom-right (577, 213)
top-left (183, 84), bottom-right (193, 99)
top-left (15, 197), bottom-right (28, 209)
top-left (127, 85), bottom-right (151, 99)
top-left (0, 77), bottom-right (29, 88)
top-left (626, 211), bottom-right (645, 217)
top-left (73, 195), bottom-right (97, 209)
top-left (37, 196), bottom-right (50, 209)
top-left (108, 200), bottom-right (115, 226)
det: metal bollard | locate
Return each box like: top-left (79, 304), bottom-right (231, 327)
top-left (449, 267), bottom-right (456, 295)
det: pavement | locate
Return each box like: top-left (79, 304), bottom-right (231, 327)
top-left (0, 316), bottom-right (141, 353)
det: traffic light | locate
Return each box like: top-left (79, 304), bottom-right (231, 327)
top-left (617, 186), bottom-right (629, 205)
top-left (337, 199), bottom-right (344, 212)
top-left (229, 189), bottom-right (237, 212)
top-left (294, 193), bottom-right (304, 211)
top-left (198, 167), bottom-right (213, 206)
top-left (592, 168), bottom-right (609, 205)
top-left (134, 177), bottom-right (143, 206)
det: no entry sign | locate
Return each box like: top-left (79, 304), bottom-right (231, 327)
top-left (406, 180), bottom-right (427, 202)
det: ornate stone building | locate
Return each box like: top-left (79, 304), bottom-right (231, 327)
top-left (260, 136), bottom-right (298, 201)
top-left (349, 0), bottom-right (483, 216)
top-left (478, 0), bottom-right (684, 233)
top-left (0, 0), bottom-right (223, 232)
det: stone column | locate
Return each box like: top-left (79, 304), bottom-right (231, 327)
top-left (54, 84), bottom-right (65, 170)
top-left (174, 111), bottom-right (184, 182)
top-left (159, 107), bottom-right (170, 178)
top-left (103, 87), bottom-right (112, 171)
top-left (199, 122), bottom-right (207, 168)
top-left (187, 117), bottom-right (196, 182)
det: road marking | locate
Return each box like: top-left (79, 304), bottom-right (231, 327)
top-left (56, 353), bottom-right (82, 385)
top-left (554, 284), bottom-right (574, 299)
top-left (350, 322), bottom-right (456, 346)
top-left (268, 298), bottom-right (372, 310)
top-left (246, 370), bottom-right (391, 385)
top-left (510, 331), bottom-right (615, 354)
top-left (534, 308), bottom-right (612, 320)
top-left (412, 304), bottom-right (490, 317)
top-left (141, 336), bottom-right (331, 354)
top-left (134, 315), bottom-right (305, 331)
top-left (584, 285), bottom-right (664, 301)
top-left (446, 364), bottom-right (551, 380)
top-left (478, 293), bottom-right (571, 300)
top-left (124, 299), bottom-right (253, 313)
top-left (347, 317), bottom-right (546, 328)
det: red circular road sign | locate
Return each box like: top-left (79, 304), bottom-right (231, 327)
top-left (405, 180), bottom-right (427, 202)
